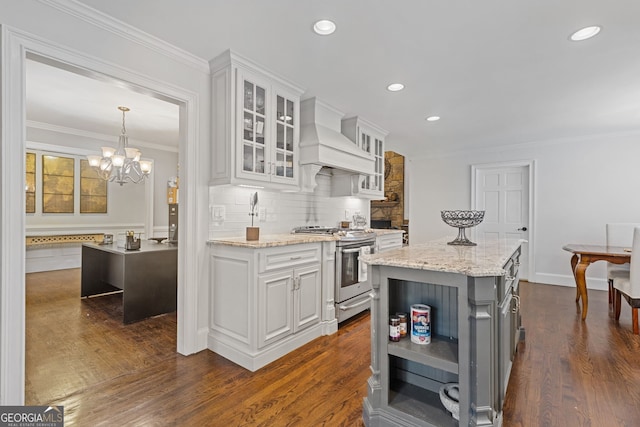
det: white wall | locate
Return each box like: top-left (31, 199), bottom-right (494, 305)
top-left (209, 170), bottom-right (370, 238)
top-left (1, 1), bottom-right (210, 403)
top-left (26, 125), bottom-right (179, 235)
top-left (408, 132), bottom-right (640, 289)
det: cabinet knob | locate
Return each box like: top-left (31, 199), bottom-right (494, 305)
top-left (517, 227), bottom-right (528, 231)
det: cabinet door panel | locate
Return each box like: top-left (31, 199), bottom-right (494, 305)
top-left (294, 264), bottom-right (322, 331)
top-left (258, 271), bottom-right (294, 348)
top-left (271, 88), bottom-right (298, 184)
top-left (237, 70), bottom-right (270, 181)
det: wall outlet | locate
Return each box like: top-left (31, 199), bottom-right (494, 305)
top-left (259, 207), bottom-right (267, 222)
top-left (344, 209), bottom-right (351, 220)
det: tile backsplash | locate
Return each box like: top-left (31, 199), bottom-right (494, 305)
top-left (208, 172), bottom-right (370, 239)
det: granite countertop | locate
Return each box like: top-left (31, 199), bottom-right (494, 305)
top-left (209, 233), bottom-right (338, 248)
top-left (360, 237), bottom-right (522, 277)
top-left (210, 228), bottom-right (404, 248)
top-left (372, 229), bottom-right (405, 235)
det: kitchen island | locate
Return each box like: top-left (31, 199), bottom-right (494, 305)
top-left (360, 238), bottom-right (523, 427)
top-left (81, 241), bottom-right (178, 324)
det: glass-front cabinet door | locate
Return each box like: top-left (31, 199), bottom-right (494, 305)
top-left (359, 128), bottom-right (383, 193)
top-left (210, 50), bottom-right (303, 189)
top-left (236, 70), bottom-right (298, 185)
top-left (240, 74), bottom-right (268, 179)
top-left (272, 90), bottom-right (297, 183)
top-left (372, 137), bottom-right (384, 192)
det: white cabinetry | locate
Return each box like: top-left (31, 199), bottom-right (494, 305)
top-left (258, 263), bottom-right (321, 348)
top-left (210, 50), bottom-right (304, 189)
top-left (375, 231), bottom-right (404, 253)
top-left (209, 242), bottom-right (331, 371)
top-left (333, 117), bottom-right (388, 199)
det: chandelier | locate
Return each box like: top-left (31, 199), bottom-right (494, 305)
top-left (87, 106), bottom-right (152, 186)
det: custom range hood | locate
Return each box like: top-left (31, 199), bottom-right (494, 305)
top-left (299, 97), bottom-right (374, 191)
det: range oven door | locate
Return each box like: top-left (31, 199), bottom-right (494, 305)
top-left (335, 242), bottom-right (374, 303)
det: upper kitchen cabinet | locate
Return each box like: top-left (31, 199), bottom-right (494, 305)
top-left (332, 117), bottom-right (388, 199)
top-left (209, 50), bottom-right (304, 189)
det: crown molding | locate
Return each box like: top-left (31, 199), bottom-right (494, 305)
top-left (27, 120), bottom-right (179, 153)
top-left (407, 128), bottom-right (640, 161)
top-left (38, 0), bottom-right (209, 74)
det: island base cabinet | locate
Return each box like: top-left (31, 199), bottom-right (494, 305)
top-left (363, 247), bottom-right (522, 427)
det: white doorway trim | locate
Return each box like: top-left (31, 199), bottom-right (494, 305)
top-left (1, 26), bottom-right (202, 404)
top-left (471, 160), bottom-right (536, 281)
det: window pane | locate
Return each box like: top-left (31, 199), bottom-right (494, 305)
top-left (42, 155), bottom-right (74, 213)
top-left (256, 147), bottom-right (265, 173)
top-left (244, 80), bottom-right (254, 111)
top-left (256, 116), bottom-right (265, 144)
top-left (286, 99), bottom-right (294, 123)
top-left (286, 125), bottom-right (293, 151)
top-left (243, 144), bottom-right (253, 171)
top-left (244, 112), bottom-right (254, 142)
top-left (286, 154), bottom-right (294, 178)
top-left (26, 152), bottom-right (35, 213)
top-left (80, 159), bottom-right (107, 213)
top-left (277, 96), bottom-right (284, 122)
top-left (277, 123), bottom-right (284, 150)
top-left (256, 85), bottom-right (265, 115)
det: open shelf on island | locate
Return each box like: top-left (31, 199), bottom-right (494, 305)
top-left (388, 335), bottom-right (458, 374)
top-left (388, 380), bottom-right (458, 427)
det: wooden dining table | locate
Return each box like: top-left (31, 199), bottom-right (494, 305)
top-left (562, 244), bottom-right (631, 320)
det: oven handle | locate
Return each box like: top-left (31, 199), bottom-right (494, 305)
top-left (341, 247), bottom-right (363, 254)
top-left (339, 297), bottom-right (371, 311)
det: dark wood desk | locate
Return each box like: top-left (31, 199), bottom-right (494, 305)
top-left (81, 241), bottom-right (177, 323)
top-left (562, 244), bottom-right (630, 320)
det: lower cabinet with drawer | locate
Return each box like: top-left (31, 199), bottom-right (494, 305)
top-left (208, 242), bottom-right (333, 371)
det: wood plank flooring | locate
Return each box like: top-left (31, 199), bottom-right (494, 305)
top-left (26, 269), bottom-right (640, 426)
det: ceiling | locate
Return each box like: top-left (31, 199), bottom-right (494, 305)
top-left (29, 0), bottom-right (640, 157)
top-left (27, 58), bottom-right (180, 148)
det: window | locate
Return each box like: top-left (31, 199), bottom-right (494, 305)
top-left (25, 152), bottom-right (36, 213)
top-left (42, 155), bottom-right (74, 213)
top-left (80, 159), bottom-right (107, 213)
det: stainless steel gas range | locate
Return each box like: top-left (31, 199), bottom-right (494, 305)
top-left (292, 226), bottom-right (376, 323)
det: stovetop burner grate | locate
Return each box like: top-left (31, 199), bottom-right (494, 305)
top-left (292, 226), bottom-right (339, 234)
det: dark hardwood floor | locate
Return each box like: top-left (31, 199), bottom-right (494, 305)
top-left (26, 269), bottom-right (640, 426)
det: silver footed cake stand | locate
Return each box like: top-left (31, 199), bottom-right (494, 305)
top-left (441, 210), bottom-right (485, 246)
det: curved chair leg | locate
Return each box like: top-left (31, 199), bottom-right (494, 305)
top-left (615, 290), bottom-right (622, 321)
top-left (608, 279), bottom-right (613, 305)
top-left (633, 308), bottom-right (638, 335)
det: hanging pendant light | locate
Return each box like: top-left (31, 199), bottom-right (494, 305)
top-left (87, 106), bottom-right (152, 186)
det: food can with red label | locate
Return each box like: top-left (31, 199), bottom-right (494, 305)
top-left (411, 304), bottom-right (431, 345)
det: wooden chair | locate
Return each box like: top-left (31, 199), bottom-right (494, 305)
top-left (606, 223), bottom-right (638, 304)
top-left (613, 226), bottom-right (640, 334)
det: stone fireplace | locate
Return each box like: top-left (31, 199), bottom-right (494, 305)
top-left (371, 151), bottom-right (406, 238)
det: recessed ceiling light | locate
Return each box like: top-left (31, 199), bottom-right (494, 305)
top-left (570, 26), bottom-right (601, 41)
top-left (387, 83), bottom-right (404, 92)
top-left (426, 116), bottom-right (440, 122)
top-left (313, 20), bottom-right (336, 35)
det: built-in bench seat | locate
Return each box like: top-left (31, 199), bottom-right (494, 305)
top-left (26, 233), bottom-right (104, 247)
top-left (26, 233), bottom-right (105, 273)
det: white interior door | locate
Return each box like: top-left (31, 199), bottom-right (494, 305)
top-left (473, 163), bottom-right (532, 279)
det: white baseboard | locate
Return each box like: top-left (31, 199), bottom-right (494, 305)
top-left (208, 324), bottom-right (323, 372)
top-left (530, 273), bottom-right (608, 292)
top-left (196, 327), bottom-right (209, 353)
